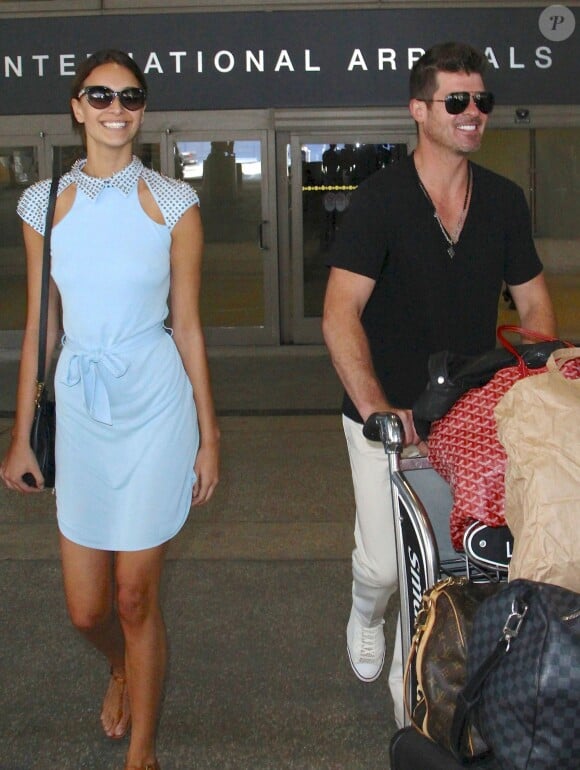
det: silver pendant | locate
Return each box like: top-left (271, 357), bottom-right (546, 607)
top-left (447, 245), bottom-right (455, 258)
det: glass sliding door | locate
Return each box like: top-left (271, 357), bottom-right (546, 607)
top-left (0, 143), bottom-right (40, 338)
top-left (287, 135), bottom-right (412, 343)
top-left (171, 131), bottom-right (277, 343)
top-left (475, 127), bottom-right (580, 339)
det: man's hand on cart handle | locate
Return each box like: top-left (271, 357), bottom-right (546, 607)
top-left (363, 408), bottom-right (428, 457)
top-left (394, 408), bottom-right (420, 445)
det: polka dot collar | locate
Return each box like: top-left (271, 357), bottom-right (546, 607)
top-left (70, 155), bottom-right (143, 199)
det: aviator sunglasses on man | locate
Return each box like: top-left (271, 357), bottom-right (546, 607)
top-left (77, 85), bottom-right (147, 111)
top-left (421, 91), bottom-right (495, 115)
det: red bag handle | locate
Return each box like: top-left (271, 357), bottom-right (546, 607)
top-left (496, 324), bottom-right (572, 377)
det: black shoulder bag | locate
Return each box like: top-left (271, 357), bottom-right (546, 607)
top-left (24, 175), bottom-right (60, 489)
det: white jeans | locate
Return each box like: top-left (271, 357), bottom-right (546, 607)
top-left (343, 414), bottom-right (404, 726)
top-left (343, 415), bottom-right (454, 728)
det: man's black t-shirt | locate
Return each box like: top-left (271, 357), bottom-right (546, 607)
top-left (327, 153), bottom-right (543, 423)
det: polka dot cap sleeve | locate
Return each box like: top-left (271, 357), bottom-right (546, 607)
top-left (17, 175), bottom-right (73, 235)
top-left (141, 167), bottom-right (200, 232)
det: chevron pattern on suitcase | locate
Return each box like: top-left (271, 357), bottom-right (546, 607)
top-left (428, 365), bottom-right (545, 551)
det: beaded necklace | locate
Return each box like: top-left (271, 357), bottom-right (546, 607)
top-left (416, 163), bottom-right (472, 258)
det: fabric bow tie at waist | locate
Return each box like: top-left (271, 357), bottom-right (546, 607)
top-left (63, 352), bottom-right (127, 425)
top-left (61, 326), bottom-right (168, 425)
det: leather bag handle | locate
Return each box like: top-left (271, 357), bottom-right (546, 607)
top-left (496, 324), bottom-right (572, 377)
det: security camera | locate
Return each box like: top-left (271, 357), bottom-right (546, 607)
top-left (515, 108), bottom-right (530, 124)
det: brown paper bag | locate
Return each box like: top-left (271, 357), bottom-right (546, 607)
top-left (494, 348), bottom-right (580, 592)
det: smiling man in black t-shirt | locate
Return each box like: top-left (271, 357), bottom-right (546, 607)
top-left (322, 42), bottom-right (556, 727)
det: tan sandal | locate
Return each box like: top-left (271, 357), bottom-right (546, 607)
top-left (102, 668), bottom-right (131, 740)
top-left (124, 763), bottom-right (160, 770)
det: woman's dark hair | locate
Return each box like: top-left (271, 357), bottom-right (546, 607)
top-left (410, 42), bottom-right (488, 101)
top-left (70, 49), bottom-right (147, 135)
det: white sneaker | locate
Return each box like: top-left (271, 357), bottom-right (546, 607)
top-left (346, 612), bottom-right (386, 682)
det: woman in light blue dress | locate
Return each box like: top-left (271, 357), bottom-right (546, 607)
top-left (0, 50), bottom-right (220, 770)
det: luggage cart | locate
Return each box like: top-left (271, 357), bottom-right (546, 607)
top-left (363, 412), bottom-right (511, 769)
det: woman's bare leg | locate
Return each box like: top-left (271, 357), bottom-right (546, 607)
top-left (59, 534), bottom-right (130, 738)
top-left (116, 544), bottom-right (168, 768)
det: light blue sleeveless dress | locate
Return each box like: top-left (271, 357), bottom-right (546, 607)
top-left (18, 157), bottom-right (200, 551)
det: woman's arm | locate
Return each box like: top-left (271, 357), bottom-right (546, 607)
top-left (0, 223), bottom-right (60, 492)
top-left (168, 204), bottom-right (220, 506)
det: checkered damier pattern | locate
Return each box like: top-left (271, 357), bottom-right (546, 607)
top-left (467, 579), bottom-right (580, 770)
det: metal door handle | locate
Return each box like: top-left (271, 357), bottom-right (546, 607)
top-left (258, 221), bottom-right (269, 250)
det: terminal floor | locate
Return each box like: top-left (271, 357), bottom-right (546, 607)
top-left (0, 348), bottom-right (399, 770)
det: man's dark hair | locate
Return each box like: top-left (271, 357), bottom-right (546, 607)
top-left (410, 42), bottom-right (488, 101)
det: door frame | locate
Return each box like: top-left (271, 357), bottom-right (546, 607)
top-left (145, 109), bottom-right (279, 345)
top-left (0, 134), bottom-right (45, 349)
top-left (161, 126), bottom-right (279, 345)
top-left (282, 129), bottom-right (416, 344)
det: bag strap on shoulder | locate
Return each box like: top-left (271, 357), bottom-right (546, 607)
top-left (37, 175), bottom-right (60, 389)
